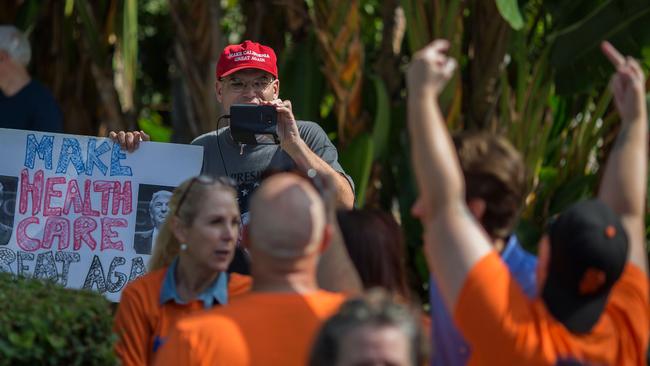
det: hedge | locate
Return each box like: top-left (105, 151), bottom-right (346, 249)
top-left (0, 273), bottom-right (116, 365)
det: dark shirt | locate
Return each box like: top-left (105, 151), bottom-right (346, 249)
top-left (0, 79), bottom-right (63, 133)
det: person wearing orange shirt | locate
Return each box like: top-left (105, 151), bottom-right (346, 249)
top-left (113, 176), bottom-right (252, 366)
top-left (407, 39), bottom-right (648, 365)
top-left (154, 172), bottom-right (346, 366)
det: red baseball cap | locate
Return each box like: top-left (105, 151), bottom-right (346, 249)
top-left (216, 40), bottom-right (278, 79)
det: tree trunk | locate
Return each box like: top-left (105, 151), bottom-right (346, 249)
top-left (168, 0), bottom-right (221, 139)
top-left (464, 0), bottom-right (510, 130)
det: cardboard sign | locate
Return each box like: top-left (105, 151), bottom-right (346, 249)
top-left (0, 129), bottom-right (203, 301)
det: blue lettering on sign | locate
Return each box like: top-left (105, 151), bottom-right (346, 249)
top-left (24, 134), bottom-right (54, 169)
top-left (110, 143), bottom-right (133, 177)
top-left (56, 138), bottom-right (86, 174)
top-left (23, 135), bottom-right (134, 177)
top-left (85, 138), bottom-right (111, 176)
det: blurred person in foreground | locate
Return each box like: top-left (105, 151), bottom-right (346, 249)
top-left (113, 176), bottom-right (252, 366)
top-left (429, 131), bottom-right (537, 366)
top-left (407, 39), bottom-right (648, 365)
top-left (154, 172), bottom-right (347, 366)
top-left (0, 25), bottom-right (63, 133)
top-left (310, 289), bottom-right (429, 366)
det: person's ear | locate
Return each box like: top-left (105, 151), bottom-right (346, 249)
top-left (215, 80), bottom-right (224, 103)
top-left (170, 216), bottom-right (188, 244)
top-left (318, 223), bottom-right (333, 254)
top-left (466, 198), bottom-right (486, 221)
top-left (272, 78), bottom-right (280, 99)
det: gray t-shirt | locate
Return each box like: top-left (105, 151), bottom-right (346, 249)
top-left (191, 120), bottom-right (354, 216)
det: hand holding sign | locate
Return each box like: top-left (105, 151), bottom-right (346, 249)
top-left (108, 130), bottom-right (151, 153)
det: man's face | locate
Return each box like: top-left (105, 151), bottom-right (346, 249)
top-left (216, 69), bottom-right (279, 112)
top-left (150, 192), bottom-right (171, 229)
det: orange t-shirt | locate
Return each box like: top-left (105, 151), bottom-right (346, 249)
top-left (113, 269), bottom-right (251, 366)
top-left (153, 290), bottom-right (346, 366)
top-left (454, 252), bottom-right (649, 366)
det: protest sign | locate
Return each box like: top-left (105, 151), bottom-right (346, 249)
top-left (0, 129), bottom-right (203, 301)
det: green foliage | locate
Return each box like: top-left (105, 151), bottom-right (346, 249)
top-left (340, 133), bottom-right (374, 207)
top-left (369, 75), bottom-right (391, 160)
top-left (496, 0), bottom-right (525, 30)
top-left (138, 110), bottom-right (173, 142)
top-left (548, 0), bottom-right (650, 95)
top-left (0, 273), bottom-right (116, 365)
top-left (279, 35), bottom-right (327, 123)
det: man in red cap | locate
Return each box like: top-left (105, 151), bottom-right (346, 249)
top-left (111, 40), bottom-right (356, 276)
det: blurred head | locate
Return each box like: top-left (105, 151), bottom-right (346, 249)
top-left (537, 199), bottom-right (628, 334)
top-left (0, 25), bottom-right (30, 67)
top-left (310, 289), bottom-right (428, 366)
top-left (453, 131), bottom-right (526, 241)
top-left (247, 173), bottom-right (329, 267)
top-left (337, 209), bottom-right (411, 300)
top-left (149, 190), bottom-right (172, 229)
top-left (215, 40), bottom-right (279, 112)
top-left (148, 176), bottom-right (240, 273)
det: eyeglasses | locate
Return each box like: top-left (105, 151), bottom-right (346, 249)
top-left (223, 77), bottom-right (275, 93)
top-left (175, 175), bottom-right (237, 217)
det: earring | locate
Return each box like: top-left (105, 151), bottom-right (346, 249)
top-left (180, 243), bottom-right (188, 251)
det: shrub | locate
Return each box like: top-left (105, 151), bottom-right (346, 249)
top-left (0, 273), bottom-right (116, 365)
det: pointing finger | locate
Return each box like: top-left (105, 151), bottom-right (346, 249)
top-left (601, 41), bottom-right (625, 69)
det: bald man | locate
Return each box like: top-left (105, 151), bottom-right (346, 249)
top-left (154, 173), bottom-right (346, 366)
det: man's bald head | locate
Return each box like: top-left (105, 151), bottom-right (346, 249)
top-left (249, 173), bottom-right (326, 259)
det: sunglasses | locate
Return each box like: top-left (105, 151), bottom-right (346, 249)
top-left (175, 175), bottom-right (237, 217)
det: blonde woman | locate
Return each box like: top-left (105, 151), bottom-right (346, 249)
top-left (113, 176), bottom-right (251, 366)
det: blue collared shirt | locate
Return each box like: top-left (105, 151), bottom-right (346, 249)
top-left (159, 258), bottom-right (230, 309)
top-left (430, 235), bottom-right (537, 366)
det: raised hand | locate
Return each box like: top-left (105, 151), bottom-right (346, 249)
top-left (406, 39), bottom-right (457, 95)
top-left (108, 130), bottom-right (151, 152)
top-left (601, 41), bottom-right (647, 123)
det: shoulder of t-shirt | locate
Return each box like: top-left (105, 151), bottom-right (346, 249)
top-left (309, 290), bottom-right (347, 307)
top-left (614, 263), bottom-right (649, 297)
top-left (454, 252), bottom-right (506, 312)
top-left (313, 289), bottom-right (347, 300)
top-left (121, 267), bottom-right (167, 302)
top-left (228, 273), bottom-right (252, 297)
top-left (25, 79), bottom-right (52, 95)
top-left (296, 121), bottom-right (327, 137)
top-left (190, 129), bottom-right (222, 146)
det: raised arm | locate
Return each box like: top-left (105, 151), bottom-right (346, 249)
top-left (314, 173), bottom-right (362, 294)
top-left (598, 41), bottom-right (648, 273)
top-left (407, 40), bottom-right (492, 310)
